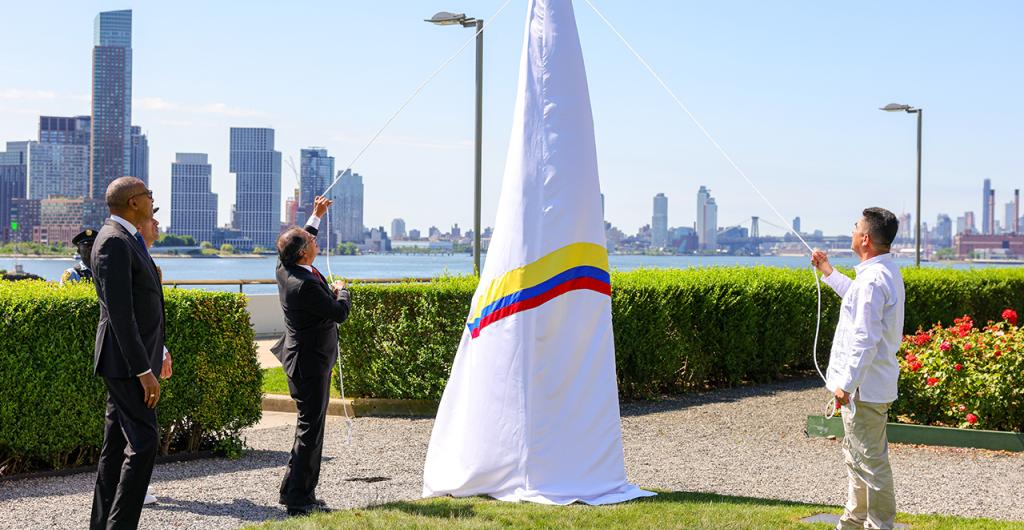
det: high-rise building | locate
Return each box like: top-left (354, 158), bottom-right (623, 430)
top-left (982, 179), bottom-right (992, 235)
top-left (935, 214), bottom-right (952, 248)
top-left (391, 218), bottom-right (406, 240)
top-left (25, 141), bottom-right (90, 200)
top-left (130, 126), bottom-right (148, 185)
top-left (988, 189), bottom-right (996, 235)
top-left (792, 216), bottom-right (801, 234)
top-left (230, 127), bottom-right (281, 249)
top-left (170, 153), bottom-right (218, 244)
top-left (452, 224), bottom-right (461, 239)
top-left (332, 169), bottom-right (364, 243)
top-left (284, 188), bottom-right (299, 227)
top-left (408, 228), bottom-right (421, 240)
top-left (696, 186), bottom-right (717, 251)
top-left (299, 148), bottom-right (335, 245)
top-left (652, 193), bottom-right (668, 248)
top-left (0, 143), bottom-right (28, 242)
top-left (39, 115), bottom-right (91, 146)
top-left (898, 213), bottom-right (912, 242)
top-left (90, 9), bottom-right (133, 199)
top-left (964, 211), bottom-right (976, 234)
top-left (9, 198), bottom-right (40, 243)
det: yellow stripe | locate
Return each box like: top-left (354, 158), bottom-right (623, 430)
top-left (470, 242), bottom-right (609, 321)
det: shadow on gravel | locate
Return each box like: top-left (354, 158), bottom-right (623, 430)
top-left (0, 449), bottom-right (297, 503)
top-left (146, 497), bottom-right (284, 522)
top-left (619, 376), bottom-right (820, 417)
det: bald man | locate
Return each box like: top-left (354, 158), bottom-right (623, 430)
top-left (90, 176), bottom-right (167, 529)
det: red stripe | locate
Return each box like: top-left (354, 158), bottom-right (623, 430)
top-left (470, 276), bottom-right (611, 338)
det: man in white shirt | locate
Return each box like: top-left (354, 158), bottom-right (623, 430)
top-left (811, 207), bottom-right (904, 530)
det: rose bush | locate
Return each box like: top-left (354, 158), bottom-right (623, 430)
top-left (892, 309), bottom-right (1024, 432)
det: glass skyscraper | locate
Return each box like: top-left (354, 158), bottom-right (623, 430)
top-left (299, 148), bottom-right (335, 245)
top-left (90, 9), bottom-right (132, 199)
top-left (171, 153), bottom-right (218, 244)
top-left (333, 169), bottom-right (364, 243)
top-left (230, 128), bottom-right (281, 249)
top-left (130, 125), bottom-right (149, 186)
top-left (652, 192), bottom-right (668, 248)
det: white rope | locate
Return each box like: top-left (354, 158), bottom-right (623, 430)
top-left (321, 0), bottom-right (517, 197)
top-left (581, 0), bottom-right (847, 417)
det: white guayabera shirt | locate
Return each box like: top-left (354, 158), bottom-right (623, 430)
top-left (822, 253), bottom-right (905, 404)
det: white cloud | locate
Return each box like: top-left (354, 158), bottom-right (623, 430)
top-left (0, 89), bottom-right (56, 100)
top-left (136, 96), bottom-right (268, 117)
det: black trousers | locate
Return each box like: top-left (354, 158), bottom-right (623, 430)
top-left (90, 377), bottom-right (159, 530)
top-left (279, 370), bottom-right (332, 508)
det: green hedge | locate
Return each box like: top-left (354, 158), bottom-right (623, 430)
top-left (337, 267), bottom-right (1024, 400)
top-left (0, 280), bottom-right (261, 475)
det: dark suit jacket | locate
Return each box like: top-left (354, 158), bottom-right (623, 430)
top-left (272, 226), bottom-right (352, 379)
top-left (91, 219), bottom-right (166, 377)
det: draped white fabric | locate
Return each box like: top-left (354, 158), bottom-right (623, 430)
top-left (421, 0), bottom-right (653, 505)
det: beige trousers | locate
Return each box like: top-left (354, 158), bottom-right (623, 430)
top-left (838, 400), bottom-right (896, 530)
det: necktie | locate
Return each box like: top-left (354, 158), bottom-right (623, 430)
top-left (134, 232), bottom-right (148, 253)
top-left (311, 266), bottom-right (327, 286)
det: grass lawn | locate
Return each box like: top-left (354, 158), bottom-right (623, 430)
top-left (262, 367), bottom-right (341, 399)
top-left (245, 490), bottom-right (1024, 529)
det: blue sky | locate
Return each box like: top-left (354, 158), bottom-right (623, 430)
top-left (1, 1), bottom-right (1021, 236)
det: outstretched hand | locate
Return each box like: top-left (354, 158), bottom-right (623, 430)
top-left (312, 196), bottom-right (333, 218)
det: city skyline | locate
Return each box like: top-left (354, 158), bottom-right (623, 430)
top-left (0, 2), bottom-right (1022, 236)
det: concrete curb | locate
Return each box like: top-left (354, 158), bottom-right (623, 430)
top-left (261, 394), bottom-right (438, 418)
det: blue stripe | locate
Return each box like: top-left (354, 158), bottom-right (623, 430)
top-left (467, 265), bottom-right (610, 333)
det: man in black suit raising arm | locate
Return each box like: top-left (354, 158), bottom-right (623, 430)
top-left (89, 176), bottom-right (168, 529)
top-left (273, 195), bottom-right (351, 516)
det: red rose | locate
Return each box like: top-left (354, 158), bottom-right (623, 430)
top-left (940, 342), bottom-right (951, 351)
top-left (958, 404), bottom-right (967, 412)
top-left (966, 413), bottom-right (978, 424)
top-left (964, 343), bottom-right (972, 351)
top-left (954, 363), bottom-right (963, 371)
top-left (905, 353), bottom-right (918, 363)
top-left (927, 377), bottom-right (939, 386)
top-left (1002, 309), bottom-right (1018, 326)
top-left (914, 333), bottom-right (931, 346)
top-left (908, 360), bottom-right (922, 372)
top-left (995, 350), bottom-right (1002, 358)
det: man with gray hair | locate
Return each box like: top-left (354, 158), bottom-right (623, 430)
top-left (272, 195), bottom-right (351, 517)
top-left (812, 207), bottom-right (904, 530)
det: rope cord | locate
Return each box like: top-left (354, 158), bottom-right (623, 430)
top-left (581, 0), bottom-right (848, 417)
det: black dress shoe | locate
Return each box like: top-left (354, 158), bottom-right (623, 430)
top-left (287, 503), bottom-right (332, 517)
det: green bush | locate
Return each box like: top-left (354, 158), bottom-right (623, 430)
top-left (0, 280), bottom-right (261, 475)
top-left (336, 267), bottom-right (1024, 401)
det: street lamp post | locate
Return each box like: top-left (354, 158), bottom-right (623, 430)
top-left (880, 103), bottom-right (923, 267)
top-left (426, 11), bottom-right (484, 275)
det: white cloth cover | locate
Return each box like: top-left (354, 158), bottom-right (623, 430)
top-left (422, 0), bottom-right (654, 506)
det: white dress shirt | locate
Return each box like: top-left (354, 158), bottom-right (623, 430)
top-left (108, 215), bottom-right (167, 376)
top-left (297, 215), bottom-right (321, 275)
top-left (822, 253), bottom-right (905, 403)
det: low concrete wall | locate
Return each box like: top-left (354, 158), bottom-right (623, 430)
top-left (246, 294), bottom-right (284, 337)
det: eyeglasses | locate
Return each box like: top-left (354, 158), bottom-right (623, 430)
top-left (127, 189), bottom-right (153, 204)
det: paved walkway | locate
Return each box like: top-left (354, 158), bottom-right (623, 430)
top-left (1, 378), bottom-right (1021, 529)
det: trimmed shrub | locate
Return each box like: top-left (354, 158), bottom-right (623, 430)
top-left (337, 267), bottom-right (1024, 401)
top-left (0, 280), bottom-right (261, 475)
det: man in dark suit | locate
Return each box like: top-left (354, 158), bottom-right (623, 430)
top-left (272, 195), bottom-right (351, 516)
top-left (90, 176), bottom-right (168, 529)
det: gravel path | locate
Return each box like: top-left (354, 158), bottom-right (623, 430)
top-left (2, 377), bottom-right (1021, 529)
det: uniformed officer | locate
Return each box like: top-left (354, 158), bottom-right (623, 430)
top-left (60, 229), bottom-right (97, 285)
